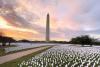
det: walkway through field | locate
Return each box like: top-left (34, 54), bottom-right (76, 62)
top-left (0, 45), bottom-right (52, 64)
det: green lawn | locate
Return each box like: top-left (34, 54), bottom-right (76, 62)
top-left (0, 45), bottom-right (53, 57)
top-left (0, 48), bottom-right (5, 56)
top-left (0, 45), bottom-right (16, 56)
top-left (0, 45), bottom-right (16, 48)
top-left (0, 46), bottom-right (53, 67)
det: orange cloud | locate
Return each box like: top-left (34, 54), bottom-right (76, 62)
top-left (0, 16), bottom-right (41, 40)
top-left (0, 0), bottom-right (85, 41)
top-left (0, 16), bottom-right (38, 33)
top-left (0, 16), bottom-right (11, 28)
top-left (0, 28), bottom-right (40, 41)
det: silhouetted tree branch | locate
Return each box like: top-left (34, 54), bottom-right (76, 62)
top-left (0, 35), bottom-right (16, 46)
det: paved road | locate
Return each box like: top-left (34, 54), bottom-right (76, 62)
top-left (0, 46), bottom-right (51, 64)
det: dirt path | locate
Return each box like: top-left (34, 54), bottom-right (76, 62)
top-left (0, 46), bottom-right (51, 64)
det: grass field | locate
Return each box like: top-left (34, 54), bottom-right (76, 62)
top-left (18, 45), bottom-right (100, 67)
top-left (0, 49), bottom-right (5, 56)
top-left (1, 45), bottom-right (100, 67)
top-left (0, 46), bottom-right (53, 67)
top-left (0, 45), bottom-right (16, 56)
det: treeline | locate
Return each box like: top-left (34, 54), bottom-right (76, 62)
top-left (0, 35), bottom-right (68, 46)
top-left (1, 34), bottom-right (100, 46)
top-left (0, 36), bottom-right (16, 46)
top-left (18, 40), bottom-right (68, 44)
top-left (69, 35), bottom-right (100, 46)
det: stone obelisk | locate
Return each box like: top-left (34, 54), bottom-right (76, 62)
top-left (46, 13), bottom-right (50, 42)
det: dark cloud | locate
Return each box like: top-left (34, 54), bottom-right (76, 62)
top-left (0, 0), bottom-right (40, 28)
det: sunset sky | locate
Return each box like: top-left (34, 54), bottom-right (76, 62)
top-left (0, 0), bottom-right (100, 41)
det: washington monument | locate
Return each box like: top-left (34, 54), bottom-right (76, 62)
top-left (46, 13), bottom-right (50, 42)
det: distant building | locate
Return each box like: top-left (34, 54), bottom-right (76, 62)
top-left (46, 13), bottom-right (50, 42)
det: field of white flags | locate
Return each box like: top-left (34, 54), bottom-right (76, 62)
top-left (18, 45), bottom-right (100, 67)
top-left (4, 43), bottom-right (55, 53)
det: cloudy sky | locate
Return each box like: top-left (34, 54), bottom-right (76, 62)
top-left (0, 0), bottom-right (100, 41)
